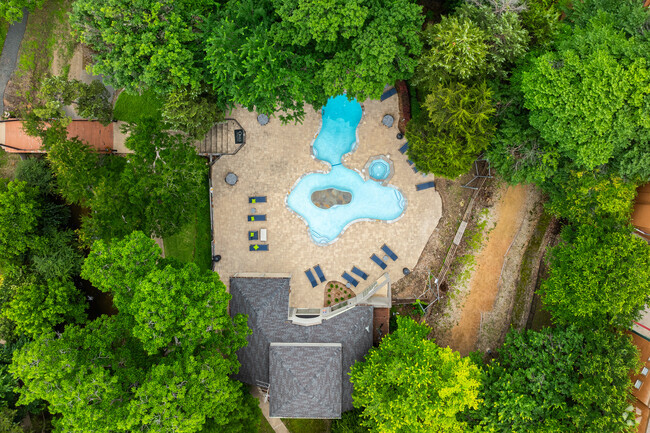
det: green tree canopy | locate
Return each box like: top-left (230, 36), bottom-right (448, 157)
top-left (414, 15), bottom-right (489, 90)
top-left (350, 316), bottom-right (482, 433)
top-left (11, 232), bottom-right (254, 432)
top-left (520, 14), bottom-right (650, 177)
top-left (70, 0), bottom-right (212, 94)
top-left (0, 180), bottom-right (40, 263)
top-left (2, 273), bottom-right (86, 337)
top-left (540, 223), bottom-right (650, 329)
top-left (455, 1), bottom-right (530, 76)
top-left (406, 81), bottom-right (495, 178)
top-left (71, 0), bottom-right (424, 122)
top-left (34, 76), bottom-right (113, 125)
top-left (472, 326), bottom-right (639, 433)
top-left (81, 232), bottom-right (245, 355)
top-left (0, 0), bottom-right (44, 22)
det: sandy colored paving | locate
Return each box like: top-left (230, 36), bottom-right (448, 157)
top-left (212, 97), bottom-right (442, 308)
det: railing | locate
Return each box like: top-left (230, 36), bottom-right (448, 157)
top-left (289, 273), bottom-right (391, 326)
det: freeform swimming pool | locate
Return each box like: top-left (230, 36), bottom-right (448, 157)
top-left (286, 96), bottom-right (406, 245)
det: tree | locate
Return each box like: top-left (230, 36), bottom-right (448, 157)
top-left (71, 0), bottom-right (424, 122)
top-left (36, 76), bottom-right (113, 125)
top-left (46, 136), bottom-right (101, 205)
top-left (456, 1), bottom-right (530, 76)
top-left (520, 15), bottom-right (650, 176)
top-left (11, 232), bottom-right (252, 432)
top-left (118, 120), bottom-right (208, 238)
top-left (349, 316), bottom-right (482, 433)
top-left (2, 274), bottom-right (86, 337)
top-left (567, 0), bottom-right (650, 36)
top-left (81, 232), bottom-right (247, 355)
top-left (70, 0), bottom-right (212, 94)
top-left (162, 88), bottom-right (223, 139)
top-left (0, 0), bottom-right (44, 22)
top-left (0, 180), bottom-right (40, 263)
top-left (471, 326), bottom-right (639, 433)
top-left (14, 158), bottom-right (55, 195)
top-left (414, 16), bottom-right (489, 90)
top-left (544, 169), bottom-right (638, 224)
top-left (540, 223), bottom-right (650, 329)
top-left (406, 81), bottom-right (495, 178)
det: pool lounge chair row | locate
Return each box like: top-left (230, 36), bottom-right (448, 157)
top-left (341, 265), bottom-right (369, 288)
top-left (371, 244), bottom-right (398, 270)
top-left (305, 265), bottom-right (327, 288)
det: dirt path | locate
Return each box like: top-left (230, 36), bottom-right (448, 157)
top-left (448, 184), bottom-right (529, 356)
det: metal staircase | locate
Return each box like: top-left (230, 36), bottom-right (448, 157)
top-left (194, 118), bottom-right (245, 156)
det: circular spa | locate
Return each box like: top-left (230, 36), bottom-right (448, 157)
top-left (369, 159), bottom-right (389, 180)
top-left (364, 155), bottom-right (394, 184)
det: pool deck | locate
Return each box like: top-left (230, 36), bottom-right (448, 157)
top-left (212, 98), bottom-right (442, 308)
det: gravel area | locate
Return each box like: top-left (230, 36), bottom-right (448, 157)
top-left (0, 10), bottom-right (28, 116)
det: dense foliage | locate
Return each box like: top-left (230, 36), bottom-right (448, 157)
top-left (0, 163), bottom-right (86, 342)
top-left (71, 0), bottom-right (424, 122)
top-left (35, 76), bottom-right (113, 125)
top-left (488, 3), bottom-right (648, 223)
top-left (0, 0), bottom-right (44, 22)
top-left (350, 316), bottom-right (481, 433)
top-left (10, 232), bottom-right (255, 433)
top-left (540, 223), bottom-right (650, 329)
top-left (407, 81), bottom-right (495, 177)
top-left (472, 326), bottom-right (639, 433)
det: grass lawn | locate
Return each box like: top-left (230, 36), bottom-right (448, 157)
top-left (258, 413), bottom-right (275, 433)
top-left (163, 179), bottom-right (212, 272)
top-left (113, 89), bottom-right (163, 123)
top-left (282, 419), bottom-right (331, 433)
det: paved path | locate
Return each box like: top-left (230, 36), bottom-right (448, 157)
top-left (250, 386), bottom-right (290, 433)
top-left (0, 10), bottom-right (28, 116)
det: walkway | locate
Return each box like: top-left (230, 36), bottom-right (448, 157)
top-left (250, 386), bottom-right (290, 433)
top-left (0, 10), bottom-right (28, 115)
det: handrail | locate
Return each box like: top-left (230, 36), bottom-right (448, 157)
top-left (289, 273), bottom-right (390, 325)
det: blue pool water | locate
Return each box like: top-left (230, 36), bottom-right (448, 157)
top-left (369, 160), bottom-right (390, 180)
top-left (287, 95), bottom-right (406, 245)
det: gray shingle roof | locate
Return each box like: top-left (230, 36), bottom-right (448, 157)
top-left (269, 343), bottom-right (342, 419)
top-left (229, 277), bottom-right (373, 418)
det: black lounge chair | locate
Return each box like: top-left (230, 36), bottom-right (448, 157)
top-left (305, 269), bottom-right (318, 288)
top-left (249, 244), bottom-right (269, 251)
top-left (351, 266), bottom-right (368, 280)
top-left (407, 159), bottom-right (414, 166)
top-left (371, 254), bottom-right (387, 270)
top-left (342, 272), bottom-right (359, 287)
top-left (314, 265), bottom-right (326, 283)
top-left (247, 214), bottom-right (267, 221)
top-left (399, 143), bottom-right (408, 154)
top-left (249, 196), bottom-right (267, 203)
top-left (412, 166), bottom-right (419, 173)
top-left (380, 87), bottom-right (397, 101)
top-left (248, 231), bottom-right (258, 240)
top-left (381, 244), bottom-right (398, 261)
top-left (416, 181), bottom-right (436, 191)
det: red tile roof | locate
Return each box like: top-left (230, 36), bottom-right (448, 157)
top-left (1, 120), bottom-right (113, 153)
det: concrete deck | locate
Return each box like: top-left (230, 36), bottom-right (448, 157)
top-left (212, 98), bottom-right (442, 308)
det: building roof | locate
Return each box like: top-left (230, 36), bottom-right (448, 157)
top-left (0, 120), bottom-right (114, 153)
top-left (269, 343), bottom-right (342, 419)
top-left (229, 277), bottom-right (373, 418)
